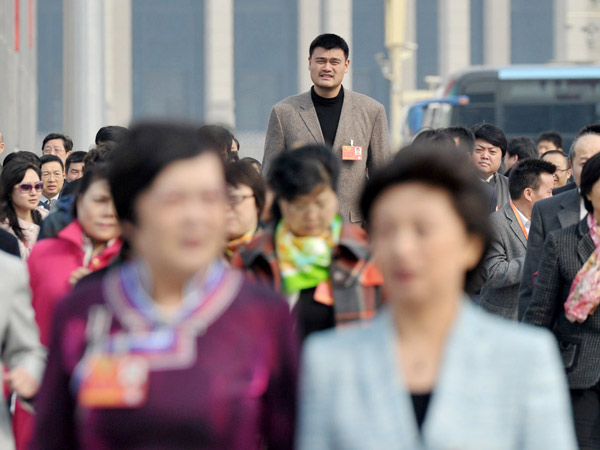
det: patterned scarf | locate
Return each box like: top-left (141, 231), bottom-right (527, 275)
top-left (564, 213), bottom-right (600, 322)
top-left (225, 229), bottom-right (256, 261)
top-left (275, 215), bottom-right (342, 294)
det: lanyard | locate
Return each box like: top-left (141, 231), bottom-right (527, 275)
top-left (509, 202), bottom-right (528, 241)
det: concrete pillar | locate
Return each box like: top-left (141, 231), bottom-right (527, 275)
top-left (483, 0), bottom-right (510, 65)
top-left (402, 0), bottom-right (417, 92)
top-left (439, 0), bottom-right (470, 77)
top-left (63, 0), bottom-right (105, 150)
top-left (104, 0), bottom-right (132, 127)
top-left (0, 0), bottom-right (37, 156)
top-left (322, 0), bottom-right (352, 90)
top-left (298, 0), bottom-right (321, 93)
top-left (204, 0), bottom-right (235, 127)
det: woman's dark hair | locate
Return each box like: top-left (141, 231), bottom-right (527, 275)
top-left (95, 125), bottom-right (130, 145)
top-left (225, 161), bottom-right (266, 217)
top-left (268, 144), bottom-right (339, 200)
top-left (72, 163), bottom-right (111, 218)
top-left (361, 144), bottom-right (492, 286)
top-left (267, 144), bottom-right (339, 223)
top-left (580, 152), bottom-right (600, 213)
top-left (0, 159), bottom-right (43, 242)
top-left (3, 151), bottom-right (41, 167)
top-left (240, 157), bottom-right (262, 173)
top-left (197, 124), bottom-right (233, 160)
top-left (109, 121), bottom-right (223, 224)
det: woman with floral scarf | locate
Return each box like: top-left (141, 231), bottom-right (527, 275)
top-left (235, 144), bottom-right (382, 341)
top-left (524, 151), bottom-right (600, 449)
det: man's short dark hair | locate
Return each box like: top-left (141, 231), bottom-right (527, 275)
top-left (536, 130), bottom-right (563, 149)
top-left (569, 124), bottom-right (600, 161)
top-left (65, 151), bottom-right (87, 172)
top-left (40, 154), bottom-right (65, 171)
top-left (309, 33), bottom-right (349, 60)
top-left (471, 123), bottom-right (508, 157)
top-left (411, 129), bottom-right (456, 149)
top-left (446, 126), bottom-right (475, 154)
top-left (225, 161), bottom-right (266, 217)
top-left (507, 136), bottom-right (538, 161)
top-left (508, 159), bottom-right (556, 200)
top-left (95, 126), bottom-right (130, 145)
top-left (541, 150), bottom-right (569, 167)
top-left (109, 122), bottom-right (223, 224)
top-left (42, 133), bottom-right (73, 152)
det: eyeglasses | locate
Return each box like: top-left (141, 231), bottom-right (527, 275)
top-left (15, 182), bottom-right (43, 193)
top-left (227, 194), bottom-right (254, 206)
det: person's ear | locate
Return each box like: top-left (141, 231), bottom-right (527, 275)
top-left (522, 187), bottom-right (534, 202)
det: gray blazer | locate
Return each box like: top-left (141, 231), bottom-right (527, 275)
top-left (480, 203), bottom-right (528, 320)
top-left (0, 252), bottom-right (46, 449)
top-left (489, 172), bottom-right (510, 209)
top-left (298, 300), bottom-right (577, 450)
top-left (518, 188), bottom-right (580, 319)
top-left (523, 218), bottom-right (600, 389)
top-left (263, 89), bottom-right (390, 223)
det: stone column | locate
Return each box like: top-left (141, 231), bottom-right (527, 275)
top-left (204, 0), bottom-right (235, 126)
top-left (322, 0), bottom-right (353, 90)
top-left (63, 0), bottom-right (105, 150)
top-left (439, 0), bottom-right (470, 76)
top-left (483, 0), bottom-right (510, 65)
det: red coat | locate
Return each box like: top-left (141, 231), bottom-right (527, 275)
top-left (28, 220), bottom-right (122, 347)
top-left (15, 221), bottom-right (121, 450)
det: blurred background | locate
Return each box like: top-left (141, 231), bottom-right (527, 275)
top-left (2, 0), bottom-right (600, 160)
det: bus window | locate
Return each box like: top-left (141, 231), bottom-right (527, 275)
top-left (503, 105), bottom-right (550, 133)
top-left (552, 104), bottom-right (600, 133)
top-left (452, 106), bottom-right (496, 127)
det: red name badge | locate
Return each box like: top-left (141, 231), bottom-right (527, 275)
top-left (342, 145), bottom-right (363, 161)
top-left (78, 354), bottom-right (149, 408)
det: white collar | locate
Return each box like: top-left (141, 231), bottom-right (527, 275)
top-left (512, 202), bottom-right (531, 234)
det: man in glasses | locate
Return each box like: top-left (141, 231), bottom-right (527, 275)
top-left (41, 133), bottom-right (73, 166)
top-left (542, 150), bottom-right (573, 190)
top-left (39, 155), bottom-right (65, 211)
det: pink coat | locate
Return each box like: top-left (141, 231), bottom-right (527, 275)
top-left (27, 220), bottom-right (122, 347)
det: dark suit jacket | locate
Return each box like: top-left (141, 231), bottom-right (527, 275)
top-left (553, 181), bottom-right (576, 196)
top-left (480, 204), bottom-right (528, 320)
top-left (518, 188), bottom-right (580, 319)
top-left (263, 89), bottom-right (390, 223)
top-left (0, 228), bottom-right (20, 258)
top-left (523, 218), bottom-right (600, 389)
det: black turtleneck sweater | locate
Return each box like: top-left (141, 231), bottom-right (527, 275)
top-left (311, 86), bottom-right (344, 147)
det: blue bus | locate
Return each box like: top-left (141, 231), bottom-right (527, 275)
top-left (416, 65), bottom-right (600, 147)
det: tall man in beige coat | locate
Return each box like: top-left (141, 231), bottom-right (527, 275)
top-left (263, 34), bottom-right (390, 224)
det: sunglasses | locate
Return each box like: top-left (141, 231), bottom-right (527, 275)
top-left (15, 181), bottom-right (44, 193)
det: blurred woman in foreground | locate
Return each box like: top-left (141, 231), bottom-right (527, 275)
top-left (297, 145), bottom-right (577, 449)
top-left (32, 123), bottom-right (297, 450)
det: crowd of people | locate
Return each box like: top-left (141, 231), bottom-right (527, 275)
top-left (0, 32), bottom-right (598, 449)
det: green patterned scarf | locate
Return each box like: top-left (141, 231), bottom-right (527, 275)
top-left (275, 215), bottom-right (342, 293)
